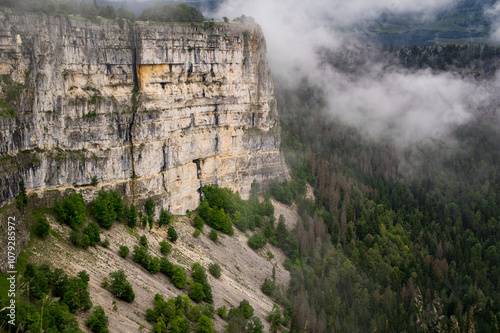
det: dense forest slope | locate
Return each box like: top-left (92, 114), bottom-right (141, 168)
top-left (275, 44), bottom-right (500, 332)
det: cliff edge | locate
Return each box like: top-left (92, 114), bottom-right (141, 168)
top-left (0, 12), bottom-right (287, 213)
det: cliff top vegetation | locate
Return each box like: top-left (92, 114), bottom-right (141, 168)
top-left (0, 0), bottom-right (204, 23)
top-left (137, 3), bottom-right (204, 23)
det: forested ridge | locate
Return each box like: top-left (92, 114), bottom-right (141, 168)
top-left (322, 43), bottom-right (500, 80)
top-left (275, 47), bottom-right (500, 332)
top-left (394, 44), bottom-right (500, 79)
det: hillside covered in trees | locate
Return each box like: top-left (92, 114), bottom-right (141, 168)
top-left (274, 43), bottom-right (500, 332)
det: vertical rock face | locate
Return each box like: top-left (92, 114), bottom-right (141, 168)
top-left (0, 12), bottom-right (286, 213)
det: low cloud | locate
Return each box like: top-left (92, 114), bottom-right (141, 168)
top-left (212, 0), bottom-right (499, 146)
top-left (212, 0), bottom-right (453, 74)
top-left (322, 67), bottom-right (493, 145)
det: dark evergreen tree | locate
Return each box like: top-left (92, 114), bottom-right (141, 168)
top-left (109, 269), bottom-right (135, 302)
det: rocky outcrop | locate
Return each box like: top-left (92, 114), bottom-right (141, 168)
top-left (0, 12), bottom-right (286, 213)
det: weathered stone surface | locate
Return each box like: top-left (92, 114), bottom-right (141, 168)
top-left (0, 12), bottom-right (286, 213)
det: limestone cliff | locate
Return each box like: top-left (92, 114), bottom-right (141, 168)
top-left (0, 12), bottom-right (286, 213)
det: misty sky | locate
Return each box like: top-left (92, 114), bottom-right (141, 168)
top-left (206, 0), bottom-right (500, 147)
